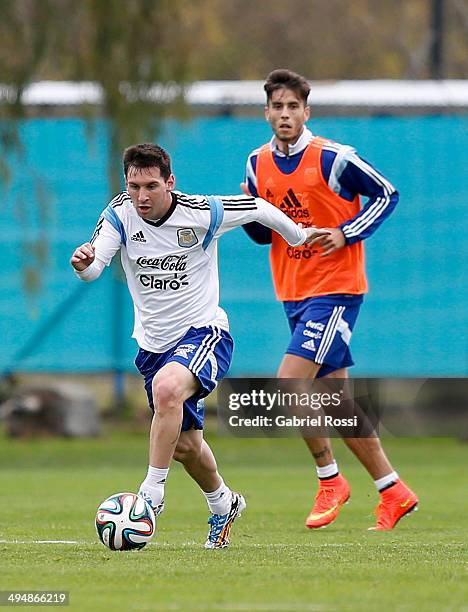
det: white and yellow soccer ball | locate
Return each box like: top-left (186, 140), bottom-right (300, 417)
top-left (95, 492), bottom-right (156, 551)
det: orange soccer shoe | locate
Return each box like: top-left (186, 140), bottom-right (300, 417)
top-left (305, 474), bottom-right (351, 529)
top-left (369, 479), bottom-right (418, 531)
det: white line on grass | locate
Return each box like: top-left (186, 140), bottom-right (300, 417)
top-left (131, 605), bottom-right (325, 611)
top-left (218, 606), bottom-right (325, 611)
top-left (0, 540), bottom-right (83, 544)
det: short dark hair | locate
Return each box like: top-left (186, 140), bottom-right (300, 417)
top-left (264, 69), bottom-right (310, 104)
top-left (123, 143), bottom-right (172, 180)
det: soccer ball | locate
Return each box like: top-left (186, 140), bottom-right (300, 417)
top-left (95, 492), bottom-right (156, 551)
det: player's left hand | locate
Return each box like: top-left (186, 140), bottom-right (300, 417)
top-left (306, 227), bottom-right (346, 256)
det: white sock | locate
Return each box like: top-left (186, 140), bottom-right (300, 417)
top-left (375, 471), bottom-right (399, 492)
top-left (316, 461), bottom-right (339, 480)
top-left (138, 466), bottom-right (169, 508)
top-left (203, 478), bottom-right (232, 515)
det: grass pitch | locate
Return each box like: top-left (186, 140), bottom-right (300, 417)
top-left (1, 429), bottom-right (467, 611)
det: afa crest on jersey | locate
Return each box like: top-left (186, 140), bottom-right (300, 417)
top-left (177, 228), bottom-right (198, 248)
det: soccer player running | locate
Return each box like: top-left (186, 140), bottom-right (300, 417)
top-left (71, 143), bottom-right (326, 548)
top-left (242, 69), bottom-right (418, 531)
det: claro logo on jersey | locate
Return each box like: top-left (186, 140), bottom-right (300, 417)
top-left (139, 273), bottom-right (189, 291)
top-left (136, 255), bottom-right (187, 271)
top-left (286, 246), bottom-right (316, 259)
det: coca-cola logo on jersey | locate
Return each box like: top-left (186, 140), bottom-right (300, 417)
top-left (136, 254), bottom-right (187, 271)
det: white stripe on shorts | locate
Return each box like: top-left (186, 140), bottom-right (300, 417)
top-left (337, 317), bottom-right (352, 345)
top-left (189, 326), bottom-right (222, 375)
top-left (208, 352), bottom-right (218, 382)
top-left (193, 328), bottom-right (222, 376)
top-left (315, 306), bottom-right (345, 364)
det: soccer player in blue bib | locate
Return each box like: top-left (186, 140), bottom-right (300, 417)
top-left (71, 143), bottom-right (325, 548)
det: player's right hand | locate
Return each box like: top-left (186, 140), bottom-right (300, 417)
top-left (70, 242), bottom-right (95, 271)
top-left (302, 226), bottom-right (331, 244)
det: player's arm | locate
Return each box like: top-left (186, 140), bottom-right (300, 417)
top-left (71, 212), bottom-right (121, 281)
top-left (337, 152), bottom-right (398, 244)
top-left (324, 147), bottom-right (399, 246)
top-left (240, 152), bottom-right (273, 245)
top-left (216, 195), bottom-right (329, 247)
top-left (308, 147), bottom-right (399, 256)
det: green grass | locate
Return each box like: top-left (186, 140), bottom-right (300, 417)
top-left (1, 430), bottom-right (467, 611)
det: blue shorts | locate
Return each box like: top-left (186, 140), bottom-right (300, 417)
top-left (134, 325), bottom-right (234, 431)
top-left (283, 294), bottom-right (363, 378)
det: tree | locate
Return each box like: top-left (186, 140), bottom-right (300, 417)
top-left (0, 0), bottom-right (197, 407)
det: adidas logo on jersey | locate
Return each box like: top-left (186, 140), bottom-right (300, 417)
top-left (301, 339), bottom-right (316, 352)
top-left (131, 230), bottom-right (146, 243)
top-left (280, 189), bottom-right (309, 219)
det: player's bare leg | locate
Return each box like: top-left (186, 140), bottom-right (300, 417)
top-left (173, 412), bottom-right (245, 548)
top-left (279, 354), bottom-right (417, 528)
top-left (174, 430), bottom-right (221, 492)
top-left (174, 424), bottom-right (245, 548)
top-left (278, 354), bottom-right (350, 528)
top-left (343, 437), bottom-right (392, 479)
top-left (149, 361), bottom-right (199, 468)
top-left (277, 354), bottom-right (336, 465)
top-left (322, 368), bottom-right (393, 478)
top-left (138, 362), bottom-right (198, 514)
top-left (140, 363), bottom-right (245, 547)
top-left (326, 369), bottom-right (418, 529)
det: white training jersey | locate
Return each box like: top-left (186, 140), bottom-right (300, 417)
top-left (76, 190), bottom-right (307, 353)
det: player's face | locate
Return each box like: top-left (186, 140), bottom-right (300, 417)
top-left (126, 166), bottom-right (175, 220)
top-left (265, 88), bottom-right (310, 149)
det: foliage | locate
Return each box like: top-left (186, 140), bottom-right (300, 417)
top-left (0, 0), bottom-right (198, 189)
top-left (191, 0), bottom-right (467, 80)
top-left (0, 0), bottom-right (197, 297)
